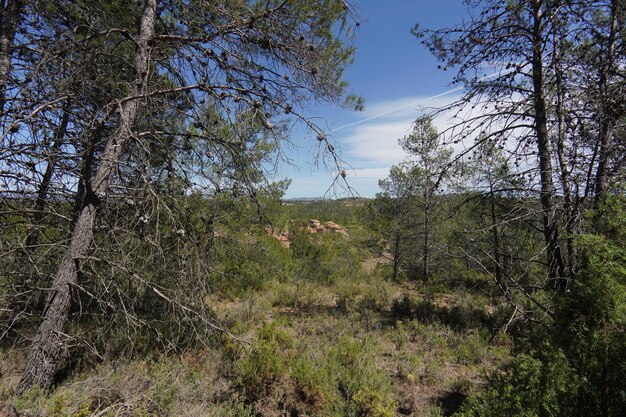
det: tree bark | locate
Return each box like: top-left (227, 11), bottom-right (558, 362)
top-left (531, 0), bottom-right (566, 291)
top-left (392, 231), bottom-right (401, 281)
top-left (551, 25), bottom-right (577, 280)
top-left (17, 0), bottom-right (157, 393)
top-left (0, 0), bottom-right (23, 119)
top-left (423, 200), bottom-right (430, 282)
top-left (594, 0), bottom-right (619, 206)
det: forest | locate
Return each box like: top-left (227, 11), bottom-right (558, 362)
top-left (0, 0), bottom-right (624, 416)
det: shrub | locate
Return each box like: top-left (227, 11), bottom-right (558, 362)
top-left (236, 322), bottom-right (293, 400)
top-left (291, 358), bottom-right (335, 411)
top-left (455, 348), bottom-right (577, 417)
top-left (290, 227), bottom-right (365, 284)
top-left (391, 294), bottom-right (491, 331)
top-left (456, 197), bottom-right (626, 417)
top-left (236, 327), bottom-right (395, 417)
top-left (328, 337), bottom-right (396, 417)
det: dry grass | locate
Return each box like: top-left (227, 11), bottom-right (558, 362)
top-left (1, 259), bottom-right (511, 417)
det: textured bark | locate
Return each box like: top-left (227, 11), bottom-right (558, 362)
top-left (531, 0), bottom-right (565, 290)
top-left (0, 0), bottom-right (23, 117)
top-left (423, 201), bottom-right (430, 281)
top-left (594, 0), bottom-right (619, 205)
top-left (17, 0), bottom-right (157, 393)
top-left (552, 26), bottom-right (577, 280)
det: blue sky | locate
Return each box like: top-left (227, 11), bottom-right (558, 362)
top-left (279, 0), bottom-right (467, 199)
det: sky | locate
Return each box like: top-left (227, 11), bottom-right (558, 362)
top-left (278, 0), bottom-right (467, 199)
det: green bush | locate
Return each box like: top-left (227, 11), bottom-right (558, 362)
top-left (327, 337), bottom-right (396, 417)
top-left (290, 227), bottom-right (364, 284)
top-left (456, 348), bottom-right (577, 417)
top-left (236, 327), bottom-right (395, 417)
top-left (291, 358), bottom-right (336, 411)
top-left (456, 197), bottom-right (626, 417)
top-left (236, 322), bottom-right (293, 400)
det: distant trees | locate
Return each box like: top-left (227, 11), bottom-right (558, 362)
top-left (464, 144), bottom-right (525, 286)
top-left (0, 0), bottom-right (359, 392)
top-left (375, 116), bottom-right (452, 281)
top-left (376, 164), bottom-right (418, 281)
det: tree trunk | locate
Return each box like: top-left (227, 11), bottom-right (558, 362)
top-left (489, 183), bottom-right (502, 284)
top-left (423, 201), bottom-right (430, 281)
top-left (594, 0), bottom-right (619, 206)
top-left (392, 231), bottom-right (401, 281)
top-left (17, 0), bottom-right (157, 393)
top-left (531, 0), bottom-right (565, 291)
top-left (0, 0), bottom-right (23, 118)
top-left (5, 102), bottom-right (72, 336)
top-left (24, 102), bottom-right (71, 249)
top-left (71, 125), bottom-right (103, 228)
top-left (551, 27), bottom-right (577, 280)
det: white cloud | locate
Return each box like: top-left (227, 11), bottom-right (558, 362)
top-left (333, 89), bottom-right (464, 133)
top-left (350, 167), bottom-right (391, 178)
top-left (342, 120), bottom-right (412, 165)
top-left (332, 91), bottom-right (464, 168)
top-left (285, 76), bottom-right (515, 198)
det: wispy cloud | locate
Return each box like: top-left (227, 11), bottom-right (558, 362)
top-left (336, 91), bottom-right (464, 169)
top-left (342, 120), bottom-right (412, 165)
top-left (350, 167), bottom-right (391, 178)
top-left (333, 87), bottom-right (464, 133)
top-left (284, 71), bottom-right (516, 198)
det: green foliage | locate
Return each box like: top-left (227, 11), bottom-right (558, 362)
top-left (391, 294), bottom-right (491, 331)
top-left (291, 358), bottom-right (337, 411)
top-left (450, 330), bottom-right (488, 366)
top-left (326, 337), bottom-right (396, 417)
top-left (237, 321), bottom-right (294, 399)
top-left (236, 325), bottom-right (395, 417)
top-left (456, 349), bottom-right (577, 417)
top-left (209, 398), bottom-right (257, 417)
top-left (290, 225), bottom-right (364, 284)
top-left (457, 197), bottom-right (626, 417)
top-left (12, 385), bottom-right (47, 415)
top-left (549, 198), bottom-right (626, 416)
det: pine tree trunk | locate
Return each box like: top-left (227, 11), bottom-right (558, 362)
top-left (594, 0), bottom-right (619, 206)
top-left (423, 202), bottom-right (430, 282)
top-left (24, 102), bottom-right (71, 249)
top-left (531, 0), bottom-right (565, 291)
top-left (392, 232), bottom-right (401, 281)
top-left (71, 125), bottom-right (103, 228)
top-left (552, 28), bottom-right (577, 280)
top-left (17, 0), bottom-right (157, 393)
top-left (0, 0), bottom-right (23, 118)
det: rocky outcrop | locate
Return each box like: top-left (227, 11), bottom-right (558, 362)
top-left (268, 220), bottom-right (348, 247)
top-left (307, 219), bottom-right (325, 233)
top-left (306, 219), bottom-right (347, 235)
top-left (267, 227), bottom-right (291, 248)
top-left (323, 221), bottom-right (347, 235)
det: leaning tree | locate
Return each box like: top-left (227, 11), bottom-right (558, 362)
top-left (0, 0), bottom-right (360, 392)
